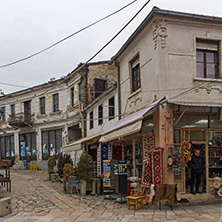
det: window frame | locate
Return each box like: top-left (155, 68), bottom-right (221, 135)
top-left (78, 83), bottom-right (82, 102)
top-left (94, 78), bottom-right (107, 99)
top-left (98, 104), bottom-right (103, 125)
top-left (11, 104), bottom-right (15, 117)
top-left (39, 97), bottom-right (46, 115)
top-left (0, 135), bottom-right (15, 159)
top-left (109, 96), bottom-right (115, 121)
top-left (130, 55), bottom-right (141, 93)
top-left (52, 93), bottom-right (59, 112)
top-left (19, 132), bottom-right (36, 160)
top-left (70, 86), bottom-right (75, 107)
top-left (41, 129), bottom-right (62, 160)
top-left (90, 111), bottom-right (94, 129)
top-left (1, 106), bottom-right (6, 121)
top-left (196, 40), bottom-right (219, 79)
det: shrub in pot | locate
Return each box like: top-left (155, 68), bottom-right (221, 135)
top-left (47, 156), bottom-right (56, 180)
top-left (57, 154), bottom-right (73, 177)
top-left (63, 163), bottom-right (75, 192)
top-left (76, 152), bottom-right (94, 195)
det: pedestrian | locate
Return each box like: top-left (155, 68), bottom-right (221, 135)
top-left (188, 148), bottom-right (205, 194)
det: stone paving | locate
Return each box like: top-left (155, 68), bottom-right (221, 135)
top-left (0, 169), bottom-right (221, 221)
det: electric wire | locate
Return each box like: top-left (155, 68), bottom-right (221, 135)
top-left (0, 0), bottom-right (138, 69)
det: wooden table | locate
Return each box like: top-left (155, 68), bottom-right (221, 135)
top-left (126, 195), bottom-right (145, 211)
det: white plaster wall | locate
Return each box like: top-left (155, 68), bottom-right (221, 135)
top-left (86, 90), bottom-right (118, 136)
top-left (118, 16), bottom-right (222, 115)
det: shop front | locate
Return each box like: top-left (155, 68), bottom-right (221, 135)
top-left (97, 98), bottom-right (167, 193)
top-left (170, 102), bottom-right (222, 199)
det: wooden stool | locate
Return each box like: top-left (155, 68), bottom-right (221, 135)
top-left (126, 196), bottom-right (145, 211)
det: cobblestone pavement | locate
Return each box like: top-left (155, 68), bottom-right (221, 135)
top-left (0, 169), bottom-right (221, 222)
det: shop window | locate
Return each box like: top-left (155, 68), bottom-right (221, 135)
top-left (1, 106), bottom-right (5, 121)
top-left (19, 133), bottom-right (36, 160)
top-left (208, 131), bottom-right (222, 178)
top-left (130, 55), bottom-right (141, 92)
top-left (141, 118), bottom-right (153, 133)
top-left (196, 40), bottom-right (219, 79)
top-left (98, 104), bottom-right (103, 125)
top-left (90, 111), bottom-right (94, 129)
top-left (70, 87), bottom-right (75, 107)
top-left (39, 97), bottom-right (45, 115)
top-left (42, 129), bottom-right (62, 159)
top-left (94, 78), bottom-right (107, 98)
top-left (109, 97), bottom-right (115, 120)
top-left (173, 113), bottom-right (208, 128)
top-left (0, 136), bottom-right (15, 158)
top-left (211, 114), bottom-right (222, 128)
top-left (11, 104), bottom-right (15, 117)
top-left (53, 93), bottom-right (59, 112)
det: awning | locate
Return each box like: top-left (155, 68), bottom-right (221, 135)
top-left (168, 101), bottom-right (222, 108)
top-left (61, 133), bottom-right (101, 152)
top-left (99, 98), bottom-right (165, 143)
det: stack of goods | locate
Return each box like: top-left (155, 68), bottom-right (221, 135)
top-left (180, 137), bottom-right (192, 166)
top-left (29, 162), bottom-right (37, 171)
top-left (210, 177), bottom-right (222, 197)
top-left (12, 161), bottom-right (26, 170)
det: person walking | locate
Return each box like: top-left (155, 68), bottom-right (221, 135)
top-left (188, 149), bottom-right (205, 194)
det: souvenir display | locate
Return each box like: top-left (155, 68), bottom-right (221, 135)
top-left (180, 137), bottom-right (192, 166)
top-left (217, 188), bottom-right (222, 197)
top-left (142, 132), bottom-right (154, 160)
top-left (168, 146), bottom-right (183, 174)
top-left (213, 181), bottom-right (221, 189)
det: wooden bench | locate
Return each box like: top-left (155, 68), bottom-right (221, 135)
top-left (126, 195), bottom-right (145, 211)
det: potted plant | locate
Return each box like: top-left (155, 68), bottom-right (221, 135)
top-left (57, 154), bottom-right (73, 177)
top-left (63, 163), bottom-right (75, 192)
top-left (47, 156), bottom-right (56, 180)
top-left (76, 152), bottom-right (94, 195)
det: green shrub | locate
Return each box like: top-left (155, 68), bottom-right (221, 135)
top-left (57, 154), bottom-right (73, 171)
top-left (76, 152), bottom-right (94, 181)
top-left (47, 156), bottom-right (56, 173)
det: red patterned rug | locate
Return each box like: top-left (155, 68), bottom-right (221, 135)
top-left (152, 148), bottom-right (164, 184)
top-left (141, 148), bottom-right (163, 186)
top-left (141, 153), bottom-right (152, 186)
top-left (112, 143), bottom-right (124, 160)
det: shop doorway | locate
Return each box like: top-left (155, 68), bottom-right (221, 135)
top-left (185, 144), bottom-right (206, 194)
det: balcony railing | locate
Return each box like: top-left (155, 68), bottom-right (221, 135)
top-left (8, 113), bottom-right (34, 127)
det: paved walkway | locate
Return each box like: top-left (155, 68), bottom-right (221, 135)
top-left (0, 169), bottom-right (221, 222)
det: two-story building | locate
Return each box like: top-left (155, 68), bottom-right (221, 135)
top-left (0, 61), bottom-right (116, 169)
top-left (99, 7), bottom-right (222, 197)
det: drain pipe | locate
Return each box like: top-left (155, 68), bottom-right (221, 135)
top-left (114, 60), bottom-right (121, 120)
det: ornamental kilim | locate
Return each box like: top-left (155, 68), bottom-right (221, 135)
top-left (152, 149), bottom-right (163, 184)
top-left (142, 133), bottom-right (154, 160)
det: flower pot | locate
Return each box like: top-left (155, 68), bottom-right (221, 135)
top-left (80, 180), bottom-right (87, 195)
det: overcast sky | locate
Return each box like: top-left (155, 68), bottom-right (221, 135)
top-left (1, 0), bottom-right (222, 94)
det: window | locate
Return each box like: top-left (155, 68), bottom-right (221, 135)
top-left (24, 101), bottom-right (31, 121)
top-left (11, 104), bottom-right (15, 117)
top-left (39, 97), bottom-right (45, 114)
top-left (109, 97), bottom-right (115, 120)
top-left (90, 111), bottom-right (94, 129)
top-left (98, 104), bottom-right (103, 125)
top-left (53, 94), bottom-right (59, 112)
top-left (94, 78), bottom-right (107, 98)
top-left (42, 129), bottom-right (62, 159)
top-left (19, 133), bottom-right (36, 160)
top-left (1, 106), bottom-right (5, 121)
top-left (196, 40), bottom-right (219, 79)
top-left (131, 55), bottom-right (141, 92)
top-left (71, 87), bottom-right (75, 107)
top-left (0, 136), bottom-right (15, 158)
top-left (78, 83), bottom-right (82, 102)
